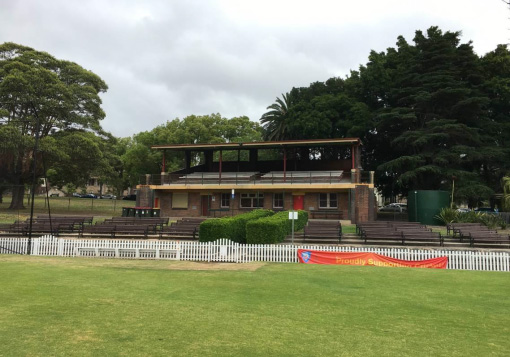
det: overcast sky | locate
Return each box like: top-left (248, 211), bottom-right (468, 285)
top-left (1, 0), bottom-right (509, 137)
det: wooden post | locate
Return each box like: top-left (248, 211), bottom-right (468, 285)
top-left (283, 148), bottom-right (287, 183)
top-left (351, 145), bottom-right (355, 169)
top-left (219, 150), bottom-right (223, 184)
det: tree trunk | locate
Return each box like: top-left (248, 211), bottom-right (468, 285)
top-left (9, 185), bottom-right (26, 210)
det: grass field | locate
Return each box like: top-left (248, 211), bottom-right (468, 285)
top-left (0, 196), bottom-right (135, 223)
top-left (0, 256), bottom-right (508, 356)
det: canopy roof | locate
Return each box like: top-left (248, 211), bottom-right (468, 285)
top-left (152, 138), bottom-right (361, 151)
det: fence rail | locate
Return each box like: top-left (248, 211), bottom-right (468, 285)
top-left (1, 236), bottom-right (508, 272)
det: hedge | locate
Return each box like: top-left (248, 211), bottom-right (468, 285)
top-left (246, 210), bottom-right (308, 244)
top-left (199, 209), bottom-right (274, 243)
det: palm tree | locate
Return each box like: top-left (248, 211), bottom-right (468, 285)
top-left (260, 92), bottom-right (293, 141)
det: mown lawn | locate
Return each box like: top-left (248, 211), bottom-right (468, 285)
top-left (0, 196), bottom-right (135, 222)
top-left (0, 255), bottom-right (508, 356)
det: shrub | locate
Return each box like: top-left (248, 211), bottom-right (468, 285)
top-left (228, 209), bottom-right (274, 243)
top-left (435, 208), bottom-right (458, 226)
top-left (199, 209), bottom-right (274, 243)
top-left (435, 208), bottom-right (507, 231)
top-left (246, 210), bottom-right (308, 244)
top-left (198, 218), bottom-right (233, 242)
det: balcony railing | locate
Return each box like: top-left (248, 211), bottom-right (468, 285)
top-left (140, 170), bottom-right (374, 186)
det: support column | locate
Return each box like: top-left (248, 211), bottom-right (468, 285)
top-left (219, 150), bottom-right (223, 183)
top-left (283, 148), bottom-right (287, 183)
top-left (249, 149), bottom-right (258, 167)
top-left (185, 150), bottom-right (192, 173)
top-left (351, 145), bottom-right (355, 169)
top-left (204, 150), bottom-right (213, 172)
top-left (237, 150), bottom-right (240, 172)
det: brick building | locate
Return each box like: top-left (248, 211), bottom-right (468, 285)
top-left (137, 138), bottom-right (375, 223)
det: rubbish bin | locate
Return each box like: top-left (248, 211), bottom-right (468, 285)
top-left (122, 207), bottom-right (135, 217)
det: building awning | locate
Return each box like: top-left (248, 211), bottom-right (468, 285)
top-left (151, 138), bottom-right (361, 151)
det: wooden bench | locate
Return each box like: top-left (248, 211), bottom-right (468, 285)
top-left (469, 232), bottom-right (510, 248)
top-left (361, 229), bottom-right (404, 244)
top-left (159, 226), bottom-right (197, 239)
top-left (80, 225), bottom-right (116, 238)
top-left (402, 232), bottom-right (443, 246)
top-left (447, 223), bottom-right (482, 236)
top-left (303, 226), bottom-right (342, 243)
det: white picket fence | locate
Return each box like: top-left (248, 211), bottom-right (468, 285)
top-left (1, 235), bottom-right (509, 272)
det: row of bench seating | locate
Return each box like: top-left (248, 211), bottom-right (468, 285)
top-left (303, 220), bottom-right (342, 243)
top-left (356, 221), bottom-right (443, 246)
top-left (447, 223), bottom-right (510, 247)
top-left (0, 216), bottom-right (93, 236)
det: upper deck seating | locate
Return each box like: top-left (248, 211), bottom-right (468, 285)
top-left (260, 171), bottom-right (344, 183)
top-left (178, 172), bottom-right (258, 184)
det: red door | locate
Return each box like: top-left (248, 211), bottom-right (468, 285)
top-left (293, 195), bottom-right (304, 210)
top-left (201, 196), bottom-right (211, 216)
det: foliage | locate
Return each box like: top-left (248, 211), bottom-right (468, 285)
top-left (435, 207), bottom-right (506, 229)
top-left (434, 208), bottom-right (459, 226)
top-left (122, 114), bottom-right (264, 186)
top-left (0, 42), bottom-right (108, 209)
top-left (260, 27), bottom-right (510, 205)
top-left (246, 210), bottom-right (308, 244)
top-left (198, 218), bottom-right (232, 242)
top-left (199, 209), bottom-right (274, 243)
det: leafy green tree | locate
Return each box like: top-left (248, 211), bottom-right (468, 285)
top-left (260, 27), bottom-right (510, 205)
top-left (121, 114), bottom-right (263, 186)
top-left (0, 42), bottom-right (108, 209)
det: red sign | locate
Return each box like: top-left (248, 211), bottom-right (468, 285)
top-left (298, 250), bottom-right (448, 269)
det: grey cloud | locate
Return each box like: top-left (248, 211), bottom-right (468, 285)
top-left (0, 0), bottom-right (508, 137)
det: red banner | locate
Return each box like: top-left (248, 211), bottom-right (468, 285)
top-left (298, 250), bottom-right (448, 269)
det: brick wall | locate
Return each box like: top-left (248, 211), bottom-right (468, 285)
top-left (354, 185), bottom-right (371, 223)
top-left (137, 187), bottom-right (152, 207)
top-left (156, 190), bottom-right (360, 221)
top-left (157, 191), bottom-right (202, 217)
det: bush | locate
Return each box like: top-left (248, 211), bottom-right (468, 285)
top-left (199, 209), bottom-right (274, 243)
top-left (227, 209), bottom-right (274, 243)
top-left (435, 208), bottom-right (507, 230)
top-left (198, 218), bottom-right (233, 242)
top-left (246, 210), bottom-right (308, 244)
top-left (435, 208), bottom-right (458, 225)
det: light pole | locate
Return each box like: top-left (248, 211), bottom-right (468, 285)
top-left (451, 176), bottom-right (456, 209)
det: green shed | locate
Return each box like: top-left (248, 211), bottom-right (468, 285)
top-left (407, 190), bottom-right (450, 225)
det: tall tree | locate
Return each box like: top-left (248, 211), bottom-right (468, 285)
top-left (0, 42), bottom-right (107, 209)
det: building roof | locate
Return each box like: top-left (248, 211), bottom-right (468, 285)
top-left (151, 138), bottom-right (361, 151)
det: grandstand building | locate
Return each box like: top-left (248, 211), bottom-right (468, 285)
top-left (137, 138), bottom-right (375, 223)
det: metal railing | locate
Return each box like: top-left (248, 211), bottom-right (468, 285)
top-left (140, 170), bottom-right (374, 186)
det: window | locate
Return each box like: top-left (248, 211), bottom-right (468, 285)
top-left (221, 193), bottom-right (230, 208)
top-left (172, 193), bottom-right (188, 209)
top-left (273, 193), bottom-right (284, 209)
top-left (319, 193), bottom-right (338, 209)
top-left (240, 193), bottom-right (264, 208)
